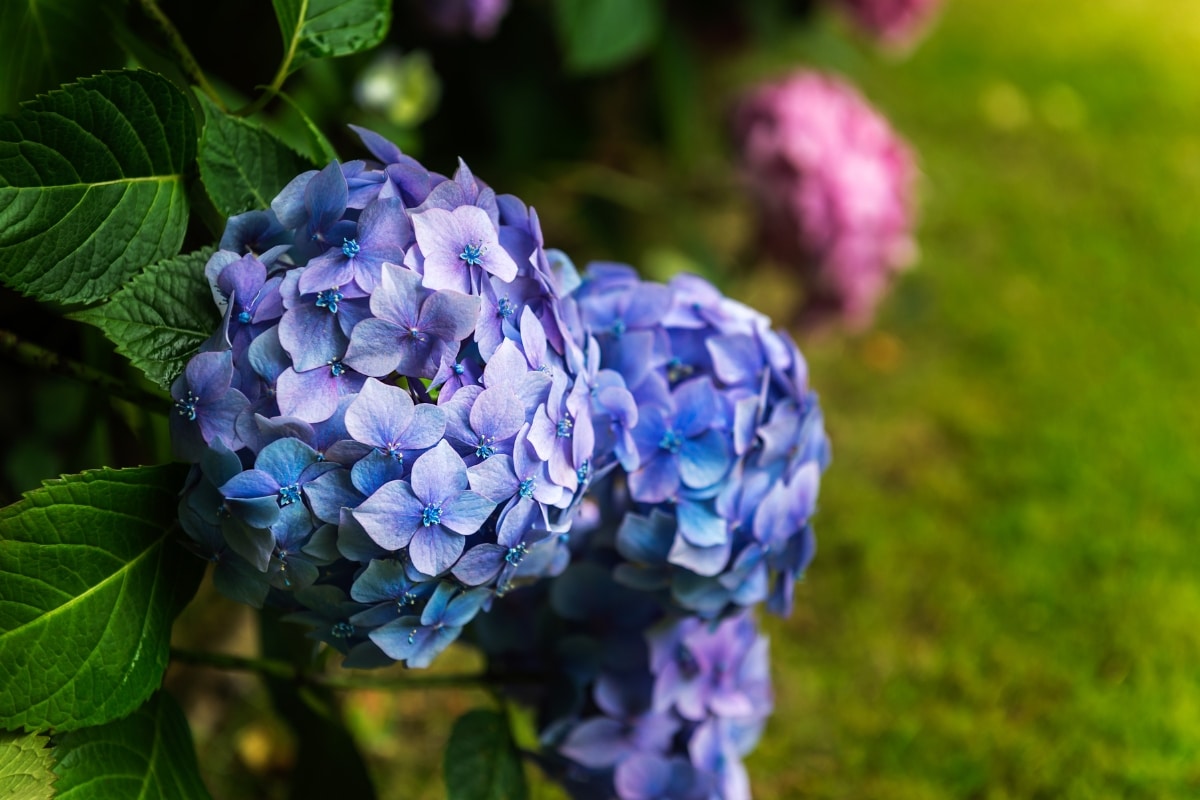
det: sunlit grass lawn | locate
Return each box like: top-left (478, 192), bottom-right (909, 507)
top-left (746, 0), bottom-right (1200, 797)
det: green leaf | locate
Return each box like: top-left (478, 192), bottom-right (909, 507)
top-left (0, 465), bottom-right (204, 732)
top-left (70, 248), bottom-right (222, 389)
top-left (444, 709), bottom-right (528, 800)
top-left (553, 0), bottom-right (663, 74)
top-left (0, 732), bottom-right (55, 799)
top-left (0, 0), bottom-right (124, 115)
top-left (272, 0), bottom-right (391, 77)
top-left (53, 692), bottom-right (211, 799)
top-left (0, 70), bottom-right (196, 305)
top-left (274, 91), bottom-right (340, 165)
top-left (197, 93), bottom-right (314, 218)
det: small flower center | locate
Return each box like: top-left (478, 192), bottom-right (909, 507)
top-left (497, 297), bottom-right (515, 319)
top-left (278, 484), bottom-right (302, 506)
top-left (174, 391), bottom-right (199, 422)
top-left (452, 362), bottom-right (465, 375)
top-left (408, 326), bottom-right (423, 340)
top-left (328, 360), bottom-right (346, 377)
top-left (421, 503), bottom-right (443, 527)
top-left (518, 477), bottom-right (535, 499)
top-left (315, 288), bottom-right (343, 314)
top-left (396, 591), bottom-right (418, 611)
top-left (556, 416), bottom-right (574, 439)
top-left (505, 543), bottom-right (527, 565)
top-left (610, 318), bottom-right (626, 338)
top-left (576, 460), bottom-right (590, 483)
top-left (667, 358), bottom-right (693, 383)
top-left (475, 435), bottom-right (496, 459)
top-left (237, 309), bottom-right (253, 324)
top-left (342, 238), bottom-right (360, 258)
top-left (407, 628), bottom-right (418, 644)
top-left (330, 621), bottom-right (355, 638)
top-left (459, 242), bottom-right (485, 267)
top-left (658, 428), bottom-right (684, 454)
top-left (381, 445), bottom-right (403, 464)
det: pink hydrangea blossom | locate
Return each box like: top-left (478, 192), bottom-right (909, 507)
top-left (836, 0), bottom-right (943, 45)
top-left (734, 70), bottom-right (917, 329)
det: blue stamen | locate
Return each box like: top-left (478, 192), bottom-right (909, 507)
top-left (407, 628), bottom-right (417, 644)
top-left (342, 238), bottom-right (360, 258)
top-left (610, 318), bottom-right (626, 338)
top-left (453, 362), bottom-right (465, 375)
top-left (421, 504), bottom-right (443, 527)
top-left (329, 360), bottom-right (346, 377)
top-left (576, 460), bottom-right (590, 483)
top-left (174, 391), bottom-right (199, 421)
top-left (315, 288), bottom-right (343, 314)
top-left (331, 621), bottom-right (355, 638)
top-left (475, 435), bottom-right (496, 459)
top-left (278, 484), bottom-right (302, 506)
top-left (237, 309), bottom-right (253, 324)
top-left (460, 242), bottom-right (485, 267)
top-left (556, 416), bottom-right (573, 439)
top-left (658, 428), bottom-right (684, 454)
top-left (497, 297), bottom-right (515, 319)
top-left (381, 445), bottom-right (403, 464)
top-left (397, 591), bottom-right (417, 610)
top-left (505, 543), bottom-right (527, 566)
top-left (518, 477), bottom-right (535, 499)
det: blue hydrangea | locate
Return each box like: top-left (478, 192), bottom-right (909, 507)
top-left (173, 126), bottom-right (830, 800)
top-left (176, 129), bottom-right (635, 668)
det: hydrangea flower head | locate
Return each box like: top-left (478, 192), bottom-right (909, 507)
top-left (174, 128), bottom-right (635, 668)
top-left (835, 0), bottom-right (942, 45)
top-left (734, 70), bottom-right (917, 328)
top-left (419, 0), bottom-right (511, 39)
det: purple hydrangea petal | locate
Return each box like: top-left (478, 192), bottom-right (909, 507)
top-left (408, 525), bottom-right (466, 575)
top-left (352, 480), bottom-right (425, 549)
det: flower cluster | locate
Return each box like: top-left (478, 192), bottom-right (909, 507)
top-left (476, 542), bottom-right (774, 799)
top-left (734, 70), bottom-right (917, 329)
top-left (175, 127), bottom-right (633, 667)
top-left (834, 0), bottom-right (942, 45)
top-left (173, 128), bottom-right (829, 797)
top-left (574, 264), bottom-right (829, 618)
top-left (419, 0), bottom-right (511, 39)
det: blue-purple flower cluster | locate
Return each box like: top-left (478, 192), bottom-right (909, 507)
top-left (175, 127), bottom-right (636, 667)
top-left (172, 128), bottom-right (829, 797)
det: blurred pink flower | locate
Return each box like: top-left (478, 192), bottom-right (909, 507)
top-left (734, 70), bottom-right (917, 329)
top-left (837, 0), bottom-right (942, 45)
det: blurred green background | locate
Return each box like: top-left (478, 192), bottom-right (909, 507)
top-left (6, 0), bottom-right (1200, 796)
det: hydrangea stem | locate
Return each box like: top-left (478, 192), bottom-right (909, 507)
top-left (135, 0), bottom-right (228, 112)
top-left (0, 329), bottom-right (168, 412)
top-left (170, 647), bottom-right (515, 691)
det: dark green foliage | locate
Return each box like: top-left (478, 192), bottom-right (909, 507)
top-left (272, 0), bottom-right (392, 76)
top-left (0, 70), bottom-right (196, 304)
top-left (71, 248), bottom-right (222, 389)
top-left (444, 709), bottom-right (527, 800)
top-left (0, 465), bottom-right (204, 732)
top-left (553, 0), bottom-right (663, 74)
top-left (0, 0), bottom-right (124, 115)
top-left (197, 94), bottom-right (315, 218)
top-left (53, 693), bottom-right (211, 799)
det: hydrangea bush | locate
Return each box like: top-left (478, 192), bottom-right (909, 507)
top-left (172, 133), bottom-right (829, 796)
top-left (734, 70), bottom-right (918, 329)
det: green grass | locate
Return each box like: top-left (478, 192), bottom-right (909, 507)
top-left (744, 1), bottom-right (1200, 796)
